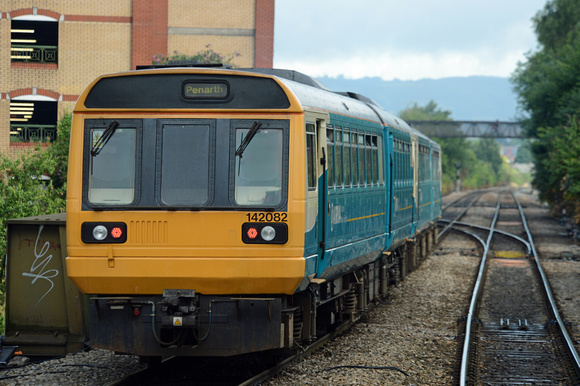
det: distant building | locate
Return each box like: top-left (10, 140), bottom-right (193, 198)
top-left (501, 145), bottom-right (518, 163)
top-left (0, 0), bottom-right (274, 158)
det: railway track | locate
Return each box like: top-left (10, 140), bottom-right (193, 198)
top-left (442, 189), bottom-right (580, 385)
top-left (3, 189), bottom-right (577, 384)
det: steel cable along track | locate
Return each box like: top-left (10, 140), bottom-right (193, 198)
top-left (444, 190), bottom-right (580, 385)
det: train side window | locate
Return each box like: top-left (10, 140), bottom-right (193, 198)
top-left (434, 150), bottom-right (440, 180)
top-left (397, 140), bottom-right (402, 186)
top-left (343, 130), bottom-right (351, 187)
top-left (351, 132), bottom-right (359, 187)
top-left (334, 127), bottom-right (343, 188)
top-left (161, 124), bottom-right (210, 205)
top-left (358, 133), bottom-right (366, 186)
top-left (365, 134), bottom-right (373, 185)
top-left (419, 145), bottom-right (428, 182)
top-left (397, 140), bottom-right (401, 187)
top-left (377, 135), bottom-right (383, 185)
top-left (306, 123), bottom-right (317, 190)
top-left (326, 127), bottom-right (335, 188)
top-left (406, 142), bottom-right (410, 184)
top-left (419, 145), bottom-right (423, 182)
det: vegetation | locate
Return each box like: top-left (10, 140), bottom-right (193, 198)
top-left (513, 140), bottom-right (533, 164)
top-left (511, 0), bottom-right (580, 221)
top-left (0, 113), bottom-right (71, 333)
top-left (153, 44), bottom-right (240, 66)
top-left (399, 101), bottom-right (510, 194)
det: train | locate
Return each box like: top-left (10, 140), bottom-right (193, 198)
top-left (65, 65), bottom-right (442, 358)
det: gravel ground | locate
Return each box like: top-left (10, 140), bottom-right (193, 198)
top-left (265, 235), bottom-right (480, 385)
top-left (1, 189), bottom-right (578, 385)
top-left (0, 349), bottom-right (145, 385)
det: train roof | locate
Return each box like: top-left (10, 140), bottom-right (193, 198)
top-left (80, 65), bottom-right (438, 147)
top-left (238, 68), bottom-right (433, 141)
top-left (247, 69), bottom-right (437, 148)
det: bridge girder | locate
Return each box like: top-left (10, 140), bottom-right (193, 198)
top-left (407, 120), bottom-right (524, 138)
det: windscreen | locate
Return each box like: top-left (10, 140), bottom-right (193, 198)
top-left (88, 124), bottom-right (136, 205)
top-left (234, 127), bottom-right (283, 206)
top-left (161, 123), bottom-right (210, 205)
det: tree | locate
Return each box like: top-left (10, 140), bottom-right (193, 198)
top-left (511, 0), bottom-right (580, 218)
top-left (514, 141), bottom-right (533, 164)
top-left (399, 100), bottom-right (452, 121)
top-left (536, 116), bottom-right (580, 218)
top-left (399, 101), bottom-right (467, 193)
top-left (471, 138), bottom-right (504, 177)
top-left (153, 44), bottom-right (240, 66)
top-left (399, 101), bottom-right (510, 193)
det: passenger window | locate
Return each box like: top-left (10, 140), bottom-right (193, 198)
top-left (377, 135), bottom-right (383, 185)
top-left (366, 134), bottom-right (372, 185)
top-left (343, 130), bottom-right (351, 187)
top-left (327, 127), bottom-right (335, 188)
top-left (372, 136), bottom-right (378, 185)
top-left (358, 133), bottom-right (366, 186)
top-left (352, 132), bottom-right (359, 186)
top-left (335, 127), bottom-right (343, 187)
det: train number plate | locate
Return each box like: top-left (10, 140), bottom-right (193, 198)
top-left (246, 212), bottom-right (287, 222)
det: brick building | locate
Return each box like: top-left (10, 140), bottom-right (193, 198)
top-left (0, 0), bottom-right (274, 158)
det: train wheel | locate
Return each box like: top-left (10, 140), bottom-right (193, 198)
top-left (407, 239), bottom-right (416, 272)
top-left (399, 247), bottom-right (408, 280)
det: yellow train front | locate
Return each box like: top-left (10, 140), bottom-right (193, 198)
top-left (66, 66), bottom-right (441, 357)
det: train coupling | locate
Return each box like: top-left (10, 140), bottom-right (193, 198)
top-left (158, 289), bottom-right (197, 327)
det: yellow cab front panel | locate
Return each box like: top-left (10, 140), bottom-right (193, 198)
top-left (66, 68), bottom-right (308, 296)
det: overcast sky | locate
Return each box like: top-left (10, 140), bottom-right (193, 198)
top-left (273, 0), bottom-right (548, 80)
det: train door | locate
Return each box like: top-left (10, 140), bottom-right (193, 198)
top-left (410, 134), bottom-right (419, 231)
top-left (304, 111), bottom-right (329, 276)
top-left (429, 145), bottom-right (435, 221)
top-left (387, 131), bottom-right (394, 236)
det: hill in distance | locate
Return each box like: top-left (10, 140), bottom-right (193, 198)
top-left (315, 76), bottom-right (520, 122)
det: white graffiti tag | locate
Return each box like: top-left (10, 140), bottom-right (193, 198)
top-left (22, 225), bottom-right (60, 307)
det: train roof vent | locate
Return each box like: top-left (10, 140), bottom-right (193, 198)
top-left (335, 91), bottom-right (381, 107)
top-left (136, 62), bottom-right (233, 70)
top-left (236, 68), bottom-right (330, 90)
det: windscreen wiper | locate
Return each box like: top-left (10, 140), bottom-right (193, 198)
top-left (235, 121), bottom-right (262, 159)
top-left (91, 120), bottom-right (119, 157)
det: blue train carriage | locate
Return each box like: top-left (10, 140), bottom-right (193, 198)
top-left (406, 126), bottom-right (442, 269)
top-left (65, 67), bottom-right (441, 358)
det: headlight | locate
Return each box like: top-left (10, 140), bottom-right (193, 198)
top-left (261, 226), bottom-right (276, 241)
top-left (93, 225), bottom-right (108, 241)
top-left (82, 222), bottom-right (127, 243)
top-left (242, 222), bottom-right (287, 244)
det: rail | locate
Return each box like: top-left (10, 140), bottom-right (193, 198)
top-left (439, 193), bottom-right (481, 238)
top-left (459, 196), bottom-right (500, 385)
top-left (513, 191), bottom-right (580, 374)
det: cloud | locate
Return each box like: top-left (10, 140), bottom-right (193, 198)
top-left (275, 48), bottom-right (529, 81)
top-left (273, 0), bottom-right (546, 80)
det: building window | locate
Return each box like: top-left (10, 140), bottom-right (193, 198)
top-left (10, 99), bottom-right (58, 143)
top-left (11, 19), bottom-right (58, 64)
